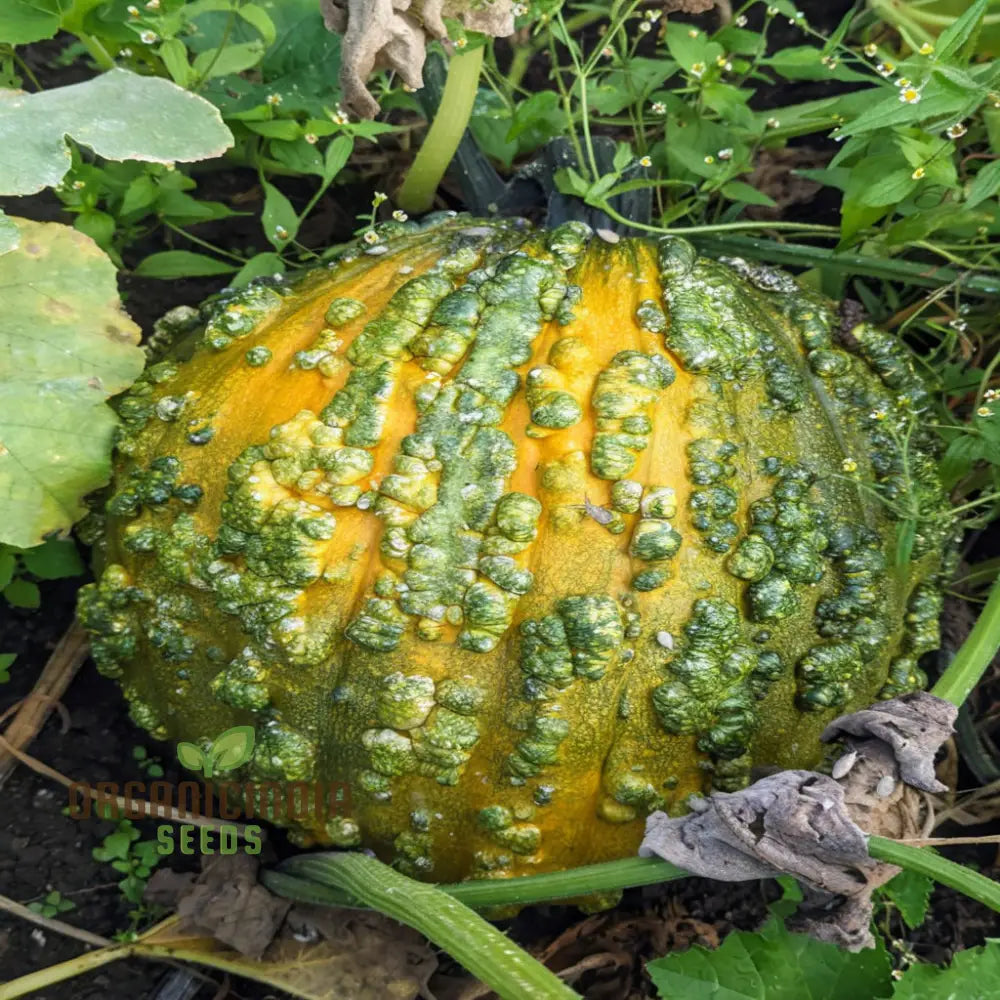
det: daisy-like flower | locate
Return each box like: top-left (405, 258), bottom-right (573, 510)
top-left (766, 117), bottom-right (780, 129)
top-left (639, 155), bottom-right (652, 167)
top-left (899, 86), bottom-right (921, 104)
top-left (373, 191), bottom-right (388, 206)
top-left (266, 93), bottom-right (282, 105)
top-left (863, 43), bottom-right (877, 57)
top-left (946, 122), bottom-right (967, 139)
top-left (919, 42), bottom-right (934, 55)
top-left (145, 0), bottom-right (160, 8)
top-left (717, 147), bottom-right (733, 160)
top-left (454, 36), bottom-right (468, 48)
top-left (690, 61), bottom-right (706, 78)
top-left (894, 77), bottom-right (911, 88)
top-left (362, 230), bottom-right (380, 245)
top-left (716, 53), bottom-right (729, 67)
top-left (72, 180), bottom-right (86, 190)
top-left (392, 209), bottom-right (408, 222)
top-left (876, 61), bottom-right (895, 76)
top-left (985, 388), bottom-right (1000, 402)
top-left (274, 225), bottom-right (289, 241)
top-left (601, 46), bottom-right (613, 57)
top-left (911, 166), bottom-right (926, 179)
top-left (978, 406), bottom-right (993, 417)
top-left (704, 154), bottom-right (715, 164)
top-left (766, 6), bottom-right (779, 16)
top-left (513, 2), bottom-right (528, 14)
top-left (638, 20), bottom-right (651, 33)
top-left (870, 409), bottom-right (887, 421)
top-left (736, 14), bottom-right (748, 27)
top-left (842, 459), bottom-right (858, 473)
top-left (127, 4), bottom-right (139, 15)
top-left (120, 47), bottom-right (133, 57)
top-left (331, 105), bottom-right (350, 124)
top-left (646, 9), bottom-right (662, 21)
top-left (139, 29), bottom-right (157, 43)
top-left (950, 317), bottom-right (969, 332)
top-left (651, 101), bottom-right (667, 115)
top-left (305, 133), bottom-right (318, 144)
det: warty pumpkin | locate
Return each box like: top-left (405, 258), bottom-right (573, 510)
top-left (79, 214), bottom-right (952, 883)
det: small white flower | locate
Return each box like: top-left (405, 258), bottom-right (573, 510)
top-left (919, 42), bottom-right (934, 55)
top-left (899, 86), bottom-right (921, 104)
top-left (373, 191), bottom-right (388, 206)
top-left (703, 154), bottom-right (715, 164)
top-left (911, 166), bottom-right (926, 180)
top-left (72, 180), bottom-right (85, 190)
top-left (651, 101), bottom-right (667, 115)
top-left (513, 2), bottom-right (528, 15)
top-left (876, 61), bottom-right (895, 77)
top-left (978, 406), bottom-right (993, 417)
top-left (454, 36), bottom-right (468, 48)
top-left (392, 209), bottom-right (408, 221)
top-left (638, 155), bottom-right (652, 167)
top-left (766, 117), bottom-right (780, 129)
top-left (717, 147), bottom-right (733, 160)
top-left (274, 225), bottom-right (289, 240)
top-left (895, 77), bottom-right (911, 88)
top-left (690, 61), bottom-right (706, 78)
top-left (305, 133), bottom-right (318, 144)
top-left (638, 20), bottom-right (651, 33)
top-left (363, 230), bottom-right (380, 245)
top-left (950, 318), bottom-right (969, 332)
top-left (863, 43), bottom-right (877, 57)
top-left (331, 105), bottom-right (350, 124)
top-left (601, 45), bottom-right (613, 57)
top-left (870, 409), bottom-right (887, 421)
top-left (140, 29), bottom-right (157, 43)
top-left (127, 4), bottom-right (139, 15)
top-left (946, 122), bottom-right (967, 139)
top-left (766, 5), bottom-right (779, 15)
top-left (646, 9), bottom-right (662, 21)
top-left (266, 92), bottom-right (282, 105)
top-left (145, 0), bottom-right (160, 8)
top-left (736, 14), bottom-right (748, 26)
top-left (985, 388), bottom-right (999, 401)
top-left (120, 46), bottom-right (133, 57)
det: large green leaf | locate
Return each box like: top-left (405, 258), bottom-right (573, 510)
top-left (0, 0), bottom-right (68, 45)
top-left (647, 917), bottom-right (893, 1000)
top-left (0, 68), bottom-right (233, 196)
top-left (0, 217), bottom-right (144, 547)
top-left (894, 940), bottom-right (1000, 998)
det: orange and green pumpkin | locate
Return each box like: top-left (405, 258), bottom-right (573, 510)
top-left (79, 214), bottom-right (951, 882)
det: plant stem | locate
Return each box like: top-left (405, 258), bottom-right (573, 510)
top-left (869, 835), bottom-right (1000, 913)
top-left (932, 578), bottom-right (1000, 707)
top-left (0, 944), bottom-right (128, 999)
top-left (269, 854), bottom-right (686, 909)
top-left (268, 853), bottom-right (580, 1000)
top-left (397, 46), bottom-right (484, 215)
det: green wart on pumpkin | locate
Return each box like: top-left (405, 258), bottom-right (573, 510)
top-left (78, 214), bottom-right (952, 882)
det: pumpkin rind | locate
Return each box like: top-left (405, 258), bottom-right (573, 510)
top-left (79, 215), bottom-right (952, 881)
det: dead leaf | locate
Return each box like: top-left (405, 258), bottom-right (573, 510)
top-left (321, 0), bottom-right (515, 117)
top-left (134, 906), bottom-right (436, 1000)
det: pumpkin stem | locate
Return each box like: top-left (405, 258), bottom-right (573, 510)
top-left (931, 577), bottom-right (1000, 708)
top-left (396, 45), bottom-right (485, 215)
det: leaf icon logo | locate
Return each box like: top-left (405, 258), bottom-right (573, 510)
top-left (176, 726), bottom-right (255, 777)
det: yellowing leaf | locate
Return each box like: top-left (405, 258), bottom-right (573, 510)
top-left (0, 218), bottom-right (144, 547)
top-left (134, 910), bottom-right (436, 1000)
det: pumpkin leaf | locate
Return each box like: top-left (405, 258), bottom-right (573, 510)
top-left (878, 868), bottom-right (933, 929)
top-left (646, 916), bottom-right (893, 1000)
top-left (176, 741), bottom-right (207, 772)
top-left (893, 939), bottom-right (1000, 998)
top-left (0, 211), bottom-right (18, 254)
top-left (209, 725), bottom-right (256, 772)
top-left (0, 68), bottom-right (233, 196)
top-left (0, 217), bottom-right (144, 548)
top-left (0, 0), bottom-right (67, 45)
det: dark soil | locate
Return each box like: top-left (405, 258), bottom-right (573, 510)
top-left (3, 5), bottom-right (1000, 999)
